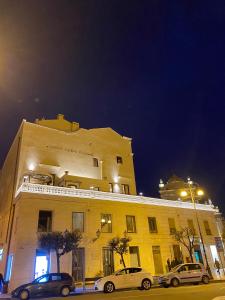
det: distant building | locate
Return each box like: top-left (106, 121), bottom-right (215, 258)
top-left (0, 115), bottom-right (223, 290)
top-left (159, 175), bottom-right (209, 204)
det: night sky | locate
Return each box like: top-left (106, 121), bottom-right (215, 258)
top-left (0, 1), bottom-right (224, 212)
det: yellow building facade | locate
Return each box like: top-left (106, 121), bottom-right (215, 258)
top-left (0, 115), bottom-right (222, 290)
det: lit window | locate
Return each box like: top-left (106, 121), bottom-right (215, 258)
top-left (109, 183), bottom-right (113, 193)
top-left (38, 211), bottom-right (52, 232)
top-left (148, 217), bottom-right (158, 233)
top-left (72, 212), bottom-right (84, 232)
top-left (168, 218), bottom-right (176, 235)
top-left (101, 214), bottom-right (112, 233)
top-left (116, 156), bottom-right (123, 164)
top-left (93, 158), bottom-right (99, 167)
top-left (126, 215), bottom-right (136, 233)
top-left (122, 184), bottom-right (130, 194)
top-left (203, 220), bottom-right (212, 235)
top-left (187, 219), bottom-right (196, 235)
top-left (0, 249), bottom-right (3, 261)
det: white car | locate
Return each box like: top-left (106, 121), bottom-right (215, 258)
top-left (94, 267), bottom-right (153, 293)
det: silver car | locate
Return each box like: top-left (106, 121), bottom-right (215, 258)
top-left (158, 263), bottom-right (209, 287)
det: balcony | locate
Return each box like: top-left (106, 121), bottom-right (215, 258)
top-left (15, 183), bottom-right (217, 212)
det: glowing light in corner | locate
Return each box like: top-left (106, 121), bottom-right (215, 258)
top-left (28, 162), bottom-right (35, 171)
top-left (180, 191), bottom-right (188, 197)
top-left (139, 192), bottom-right (143, 196)
top-left (114, 176), bottom-right (119, 183)
top-left (197, 190), bottom-right (204, 196)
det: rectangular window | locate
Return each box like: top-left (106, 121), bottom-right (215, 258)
top-left (72, 212), bottom-right (84, 232)
top-left (168, 218), bottom-right (176, 235)
top-left (101, 214), bottom-right (112, 233)
top-left (109, 183), bottom-right (113, 193)
top-left (5, 254), bottom-right (13, 282)
top-left (122, 184), bottom-right (130, 194)
top-left (116, 156), bottom-right (123, 164)
top-left (203, 220), bottom-right (212, 235)
top-left (148, 217), bottom-right (158, 233)
top-left (0, 249), bottom-right (3, 261)
top-left (187, 219), bottom-right (196, 235)
top-left (38, 211), bottom-right (52, 232)
top-left (93, 158), bottom-right (99, 167)
top-left (126, 215), bottom-right (136, 233)
top-left (129, 246), bottom-right (140, 267)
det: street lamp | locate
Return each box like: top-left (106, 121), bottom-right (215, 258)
top-left (180, 177), bottom-right (212, 278)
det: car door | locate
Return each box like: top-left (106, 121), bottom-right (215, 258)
top-left (128, 268), bottom-right (142, 287)
top-left (177, 265), bottom-right (190, 283)
top-left (31, 274), bottom-right (51, 297)
top-left (187, 264), bottom-right (203, 282)
top-left (48, 274), bottom-right (62, 295)
top-left (114, 269), bottom-right (131, 289)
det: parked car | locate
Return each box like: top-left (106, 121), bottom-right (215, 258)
top-left (11, 273), bottom-right (75, 300)
top-left (158, 263), bottom-right (210, 288)
top-left (94, 267), bottom-right (153, 293)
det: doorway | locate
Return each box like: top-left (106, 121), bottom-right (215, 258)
top-left (34, 249), bottom-right (49, 279)
top-left (102, 247), bottom-right (114, 276)
top-left (5, 254), bottom-right (14, 282)
top-left (72, 248), bottom-right (85, 282)
top-left (194, 245), bottom-right (203, 264)
top-left (152, 246), bottom-right (164, 274)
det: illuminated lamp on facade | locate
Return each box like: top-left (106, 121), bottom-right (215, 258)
top-left (28, 162), bottom-right (35, 171)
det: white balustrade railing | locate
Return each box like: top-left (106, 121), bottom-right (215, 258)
top-left (16, 183), bottom-right (217, 212)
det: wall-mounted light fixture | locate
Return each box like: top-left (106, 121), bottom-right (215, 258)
top-left (92, 229), bottom-right (101, 242)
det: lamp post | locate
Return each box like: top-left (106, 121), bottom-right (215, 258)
top-left (180, 177), bottom-right (213, 278)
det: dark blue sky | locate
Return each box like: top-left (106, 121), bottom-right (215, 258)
top-left (0, 1), bottom-right (224, 211)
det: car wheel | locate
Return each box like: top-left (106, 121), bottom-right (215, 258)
top-left (141, 278), bottom-right (151, 290)
top-left (104, 281), bottom-right (115, 293)
top-left (202, 275), bottom-right (209, 284)
top-left (193, 282), bottom-right (199, 285)
top-left (60, 286), bottom-right (70, 297)
top-left (163, 284), bottom-right (169, 288)
top-left (171, 278), bottom-right (179, 287)
top-left (19, 289), bottom-right (30, 300)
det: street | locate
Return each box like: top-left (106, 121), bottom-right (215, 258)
top-left (35, 282), bottom-right (225, 300)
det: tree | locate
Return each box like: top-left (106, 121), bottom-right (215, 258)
top-left (108, 236), bottom-right (131, 268)
top-left (38, 230), bottom-right (82, 273)
top-left (172, 227), bottom-right (195, 263)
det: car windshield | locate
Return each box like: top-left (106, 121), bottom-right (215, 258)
top-left (32, 274), bottom-right (49, 283)
top-left (114, 269), bottom-right (128, 275)
top-left (171, 264), bottom-right (182, 272)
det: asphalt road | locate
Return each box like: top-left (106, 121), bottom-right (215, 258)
top-left (38, 282), bottom-right (225, 300)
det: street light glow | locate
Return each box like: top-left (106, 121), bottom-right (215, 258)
top-left (180, 190), bottom-right (188, 197)
top-left (197, 189), bottom-right (204, 196)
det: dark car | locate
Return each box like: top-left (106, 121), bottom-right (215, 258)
top-left (11, 273), bottom-right (75, 300)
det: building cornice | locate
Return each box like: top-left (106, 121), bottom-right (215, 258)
top-left (15, 183), bottom-right (218, 212)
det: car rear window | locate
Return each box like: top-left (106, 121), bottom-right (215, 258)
top-left (188, 264), bottom-right (202, 271)
top-left (130, 268), bottom-right (142, 273)
top-left (61, 273), bottom-right (72, 280)
top-left (52, 275), bottom-right (62, 281)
